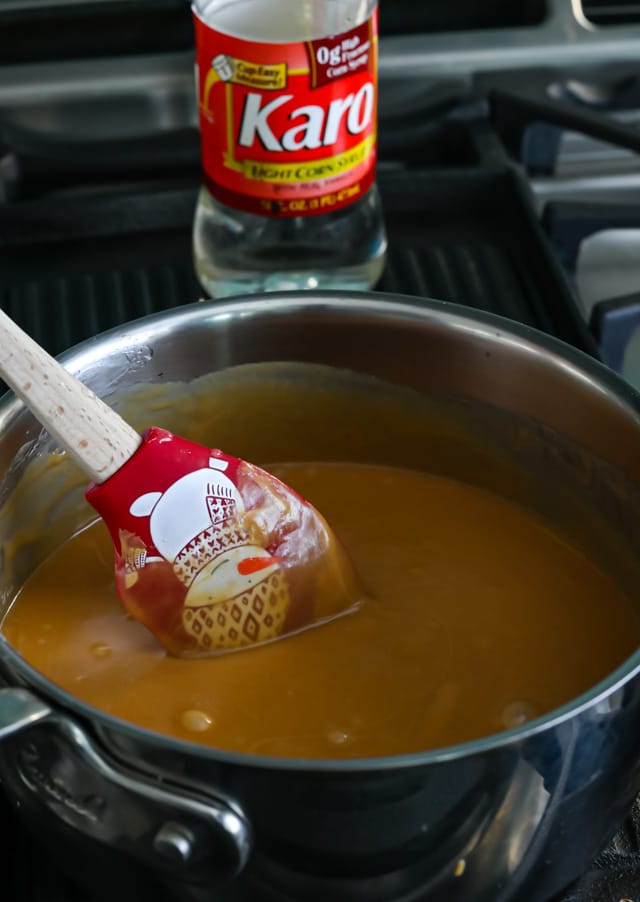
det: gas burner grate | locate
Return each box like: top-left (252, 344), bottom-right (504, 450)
top-left (555, 797), bottom-right (640, 901)
top-left (0, 166), bottom-right (595, 361)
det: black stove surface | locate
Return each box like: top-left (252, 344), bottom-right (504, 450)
top-left (0, 115), bottom-right (596, 360)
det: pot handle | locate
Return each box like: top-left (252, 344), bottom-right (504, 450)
top-left (0, 687), bottom-right (252, 886)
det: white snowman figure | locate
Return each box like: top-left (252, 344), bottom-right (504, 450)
top-left (129, 457), bottom-right (290, 651)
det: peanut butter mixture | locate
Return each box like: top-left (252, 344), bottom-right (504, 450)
top-left (3, 459), bottom-right (638, 758)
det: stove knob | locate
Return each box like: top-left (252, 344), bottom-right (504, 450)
top-left (153, 821), bottom-right (195, 865)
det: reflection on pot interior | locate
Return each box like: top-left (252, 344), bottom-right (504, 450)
top-left (1, 362), bottom-right (639, 759)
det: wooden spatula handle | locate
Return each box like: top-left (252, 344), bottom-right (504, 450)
top-left (0, 308), bottom-right (141, 484)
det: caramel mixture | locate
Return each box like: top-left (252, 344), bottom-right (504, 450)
top-left (3, 460), bottom-right (638, 758)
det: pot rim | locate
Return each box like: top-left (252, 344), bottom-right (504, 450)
top-left (3, 289), bottom-right (640, 772)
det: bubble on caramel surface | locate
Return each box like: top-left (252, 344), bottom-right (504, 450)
top-left (501, 700), bottom-right (539, 729)
top-left (180, 709), bottom-right (215, 733)
top-left (90, 642), bottom-right (112, 660)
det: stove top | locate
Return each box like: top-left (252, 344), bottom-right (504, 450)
top-left (1, 2), bottom-right (640, 901)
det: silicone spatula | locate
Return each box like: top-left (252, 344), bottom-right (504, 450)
top-left (0, 308), bottom-right (362, 657)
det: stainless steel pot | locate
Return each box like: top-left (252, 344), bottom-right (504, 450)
top-left (1, 292), bottom-right (640, 902)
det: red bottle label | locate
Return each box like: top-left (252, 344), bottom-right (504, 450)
top-left (193, 9), bottom-right (379, 217)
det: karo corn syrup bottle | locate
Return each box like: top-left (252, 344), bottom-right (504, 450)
top-left (191, 0), bottom-right (387, 297)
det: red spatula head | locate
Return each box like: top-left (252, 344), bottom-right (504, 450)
top-left (87, 427), bottom-right (362, 657)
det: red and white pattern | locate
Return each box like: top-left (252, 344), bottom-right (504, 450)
top-left (173, 521), bottom-right (249, 586)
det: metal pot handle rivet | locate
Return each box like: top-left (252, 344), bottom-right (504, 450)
top-left (153, 821), bottom-right (196, 864)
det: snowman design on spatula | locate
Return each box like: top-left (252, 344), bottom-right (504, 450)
top-left (128, 457), bottom-right (291, 650)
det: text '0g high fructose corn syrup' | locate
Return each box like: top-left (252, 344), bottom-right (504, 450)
top-left (191, 0), bottom-right (387, 297)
